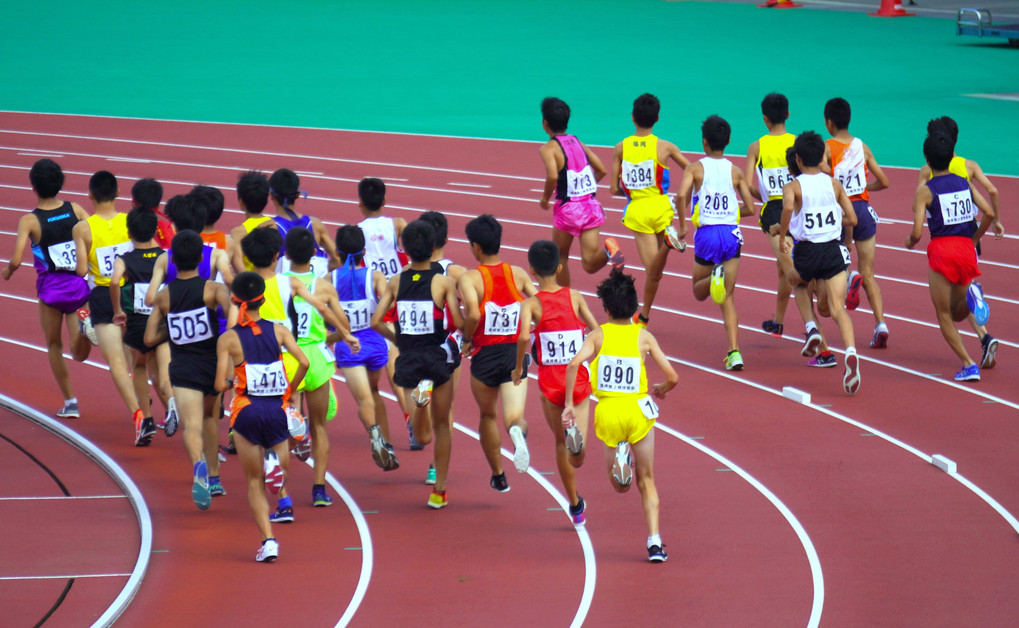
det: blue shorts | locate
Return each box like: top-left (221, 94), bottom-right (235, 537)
top-left (335, 328), bottom-right (388, 372)
top-left (232, 398), bottom-right (289, 450)
top-left (846, 200), bottom-right (877, 242)
top-left (693, 224), bottom-right (742, 266)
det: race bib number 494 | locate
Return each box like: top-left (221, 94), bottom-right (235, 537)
top-left (397, 300), bottom-right (434, 335)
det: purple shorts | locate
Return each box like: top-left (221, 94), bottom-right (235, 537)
top-left (552, 197), bottom-right (605, 237)
top-left (36, 271), bottom-right (89, 314)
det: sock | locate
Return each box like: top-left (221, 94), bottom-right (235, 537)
top-left (819, 350), bottom-right (833, 358)
top-left (313, 484), bottom-right (325, 493)
top-left (647, 534), bottom-right (662, 549)
top-left (846, 346), bottom-right (857, 355)
top-left (66, 397), bottom-right (77, 405)
top-left (278, 496), bottom-right (292, 509)
top-left (805, 321), bottom-right (818, 334)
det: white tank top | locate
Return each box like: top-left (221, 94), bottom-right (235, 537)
top-left (790, 173), bottom-right (842, 243)
top-left (358, 216), bottom-right (402, 278)
top-left (694, 157), bottom-right (739, 226)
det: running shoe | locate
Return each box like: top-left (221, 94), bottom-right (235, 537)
top-left (269, 505), bottom-right (294, 523)
top-left (966, 282), bottom-right (989, 326)
top-left (870, 323), bottom-right (889, 349)
top-left (663, 225), bottom-right (686, 252)
top-left (370, 425), bottom-right (397, 470)
top-left (407, 413), bottom-right (424, 451)
top-left (164, 397), bottom-right (179, 438)
top-left (490, 472), bottom-right (510, 493)
top-left (509, 425), bottom-right (529, 473)
top-left (632, 312), bottom-right (649, 328)
top-left (427, 488), bottom-right (448, 509)
top-left (291, 437), bottom-right (312, 462)
top-left (843, 351), bottom-right (861, 395)
top-left (569, 496), bottom-right (586, 526)
top-left (312, 487), bottom-right (333, 507)
top-left (648, 544), bottom-right (668, 563)
top-left (761, 319), bottom-right (784, 338)
top-left (264, 451), bottom-right (285, 495)
top-left (425, 463), bottom-right (436, 485)
top-left (980, 334), bottom-right (998, 370)
top-left (77, 308), bottom-right (98, 346)
top-left (801, 329), bottom-right (822, 358)
top-left (208, 477), bottom-right (226, 497)
top-left (808, 352), bottom-right (837, 368)
top-left (256, 538), bottom-right (279, 563)
top-left (845, 270), bottom-right (863, 310)
top-left (56, 400), bottom-right (79, 419)
top-left (192, 459), bottom-right (211, 510)
top-left (411, 379), bottom-right (433, 408)
top-left (286, 405), bottom-right (307, 440)
top-left (604, 237), bottom-right (625, 270)
top-left (134, 411), bottom-right (155, 447)
top-left (612, 442), bottom-right (633, 487)
top-left (385, 444), bottom-right (399, 470)
top-left (709, 264), bottom-right (726, 305)
top-left (564, 425), bottom-right (584, 457)
top-left (225, 429), bottom-right (237, 455)
top-left (954, 363), bottom-right (980, 382)
top-left (724, 350), bottom-right (744, 371)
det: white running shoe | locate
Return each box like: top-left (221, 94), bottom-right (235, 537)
top-left (801, 329), bottom-right (822, 358)
top-left (509, 425), bottom-right (529, 473)
top-left (77, 308), bottom-right (98, 346)
top-left (565, 426), bottom-right (584, 457)
top-left (411, 379), bottom-right (433, 408)
top-left (164, 397), bottom-right (179, 437)
top-left (256, 538), bottom-right (279, 563)
top-left (56, 400), bottom-right (79, 418)
top-left (612, 442), bottom-right (633, 487)
top-left (264, 451), bottom-right (285, 494)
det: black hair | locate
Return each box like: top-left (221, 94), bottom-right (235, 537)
top-left (824, 97), bottom-right (851, 131)
top-left (285, 226), bottom-right (316, 265)
top-left (401, 220), bottom-right (436, 263)
top-left (335, 224), bottom-right (366, 265)
top-left (131, 178), bottom-right (163, 211)
top-left (358, 177), bottom-right (386, 211)
top-left (170, 229), bottom-right (204, 271)
top-left (761, 93), bottom-right (789, 125)
top-left (701, 115), bottom-right (731, 152)
top-left (541, 97), bottom-right (570, 134)
top-left (465, 214), bottom-right (501, 256)
top-left (190, 185), bottom-right (225, 226)
top-left (237, 170), bottom-right (269, 214)
top-left (269, 168), bottom-right (300, 214)
top-left (127, 207), bottom-right (159, 243)
top-left (240, 225), bottom-right (283, 269)
top-left (30, 159), bottom-right (64, 198)
top-left (786, 146), bottom-right (802, 177)
top-left (924, 132), bottom-right (955, 171)
top-left (527, 240), bottom-right (560, 278)
top-left (164, 194), bottom-right (208, 232)
top-left (596, 268), bottom-right (639, 319)
top-left (632, 93), bottom-right (661, 129)
top-left (419, 211), bottom-right (448, 247)
top-left (793, 131), bottom-right (825, 168)
top-left (89, 170), bottom-right (118, 203)
top-left (926, 116), bottom-right (959, 145)
top-left (231, 271), bottom-right (266, 310)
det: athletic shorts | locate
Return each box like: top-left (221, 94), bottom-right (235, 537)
top-left (621, 194), bottom-right (674, 235)
top-left (552, 197), bottom-right (606, 238)
top-left (335, 328), bottom-right (388, 371)
top-left (792, 240), bottom-right (848, 283)
top-left (123, 314), bottom-right (157, 354)
top-left (470, 342), bottom-right (525, 388)
top-left (846, 200), bottom-right (878, 242)
top-left (170, 354), bottom-right (218, 397)
top-left (283, 341), bottom-right (335, 393)
top-left (36, 271), bottom-right (89, 314)
top-left (538, 363), bottom-right (591, 408)
top-left (87, 286), bottom-right (116, 325)
top-left (927, 236), bottom-right (981, 286)
top-left (231, 397), bottom-right (289, 450)
top-left (758, 199), bottom-right (783, 235)
top-left (693, 224), bottom-right (743, 266)
top-left (593, 396), bottom-right (655, 448)
top-left (393, 344), bottom-right (451, 388)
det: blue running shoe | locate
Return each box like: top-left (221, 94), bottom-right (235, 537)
top-left (954, 364), bottom-right (980, 382)
top-left (312, 488), bottom-right (333, 507)
top-left (966, 282), bottom-right (989, 326)
top-left (269, 505), bottom-right (294, 523)
top-left (192, 460), bottom-right (211, 510)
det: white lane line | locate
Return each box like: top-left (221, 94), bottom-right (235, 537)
top-left (0, 573), bottom-right (133, 581)
top-left (447, 182), bottom-right (491, 189)
top-left (0, 495), bottom-right (127, 501)
top-left (17, 152), bottom-right (63, 158)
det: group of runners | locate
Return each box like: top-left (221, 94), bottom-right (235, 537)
top-left (1, 92), bottom-right (1001, 564)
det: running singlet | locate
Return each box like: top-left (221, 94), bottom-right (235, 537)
top-left (85, 213), bottom-right (133, 288)
top-left (827, 138), bottom-right (869, 201)
top-left (534, 288), bottom-right (585, 367)
top-left (166, 246), bottom-right (213, 283)
top-left (334, 265), bottom-right (377, 334)
top-left (201, 231), bottom-right (227, 250)
top-left (473, 263), bottom-right (524, 348)
top-left (789, 173), bottom-right (842, 243)
top-left (694, 157), bottom-right (740, 227)
top-left (240, 216), bottom-right (272, 271)
top-left (554, 135), bottom-right (597, 202)
top-left (274, 215), bottom-right (329, 277)
top-left (359, 216), bottom-right (403, 278)
top-left (31, 202), bottom-right (80, 274)
top-left (233, 319), bottom-right (289, 404)
top-left (619, 135), bottom-right (669, 199)
top-left (590, 323), bottom-right (648, 399)
top-left (154, 210), bottom-right (175, 249)
top-left (166, 276), bottom-right (219, 361)
top-left (927, 156), bottom-right (969, 181)
top-left (756, 133), bottom-right (796, 201)
top-left (925, 174), bottom-right (977, 239)
top-left (119, 248), bottom-right (163, 315)
top-left (283, 270), bottom-right (326, 345)
top-left (393, 267), bottom-right (445, 353)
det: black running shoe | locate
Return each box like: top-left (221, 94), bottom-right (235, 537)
top-left (490, 472), bottom-right (510, 493)
top-left (648, 544), bottom-right (668, 563)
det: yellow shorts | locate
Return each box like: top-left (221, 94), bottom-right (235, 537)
top-left (593, 396), bottom-right (655, 447)
top-left (621, 194), bottom-right (674, 234)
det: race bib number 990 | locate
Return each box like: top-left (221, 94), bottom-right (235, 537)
top-left (597, 355), bottom-right (640, 393)
top-left (566, 165), bottom-right (597, 198)
top-left (245, 360), bottom-right (287, 396)
top-left (166, 307), bottom-right (213, 345)
top-left (48, 241), bottom-right (77, 271)
top-left (397, 300), bottom-right (434, 335)
top-left (538, 329), bottom-right (582, 366)
top-left (342, 299), bottom-right (371, 333)
top-left (483, 301), bottom-right (520, 336)
top-left (937, 190), bottom-right (975, 226)
top-left (621, 160), bottom-right (655, 190)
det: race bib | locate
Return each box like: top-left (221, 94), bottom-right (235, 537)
top-left (639, 395), bottom-right (659, 419)
top-left (759, 166), bottom-right (793, 198)
top-left (342, 299), bottom-right (371, 332)
top-left (732, 226), bottom-right (744, 246)
top-left (801, 209), bottom-right (838, 236)
top-left (96, 241), bottom-right (134, 278)
top-left (245, 360), bottom-right (287, 396)
top-left (48, 241), bottom-right (77, 271)
top-left (166, 306), bottom-right (213, 345)
top-left (309, 256), bottom-right (329, 278)
top-left (318, 342), bottom-right (335, 363)
top-left (483, 301), bottom-right (520, 336)
top-left (937, 190), bottom-right (975, 226)
top-left (293, 300), bottom-right (313, 339)
top-left (839, 245), bottom-right (852, 265)
top-left (133, 283), bottom-right (154, 315)
top-left (597, 355), bottom-right (640, 393)
top-left (369, 255), bottom-right (401, 278)
top-left (538, 329), bottom-right (583, 366)
top-left (566, 165), bottom-right (597, 198)
top-left (621, 160), bottom-right (655, 190)
top-left (698, 191), bottom-right (737, 222)
top-left (397, 300), bottom-right (434, 335)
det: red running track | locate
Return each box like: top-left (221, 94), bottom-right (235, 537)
top-left (0, 112), bottom-right (1017, 626)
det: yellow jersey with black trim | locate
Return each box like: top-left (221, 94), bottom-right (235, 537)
top-left (926, 155), bottom-right (969, 181)
top-left (756, 133), bottom-right (796, 201)
top-left (620, 135), bottom-right (668, 200)
top-left (86, 213), bottom-right (132, 288)
top-left (590, 323), bottom-right (647, 399)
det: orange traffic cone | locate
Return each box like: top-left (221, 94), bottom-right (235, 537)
top-left (869, 0), bottom-right (915, 17)
top-left (759, 0), bottom-right (802, 7)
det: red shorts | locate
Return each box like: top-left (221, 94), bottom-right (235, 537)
top-left (537, 364), bottom-right (591, 407)
top-left (382, 303), bottom-right (397, 324)
top-left (927, 236), bottom-right (980, 286)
